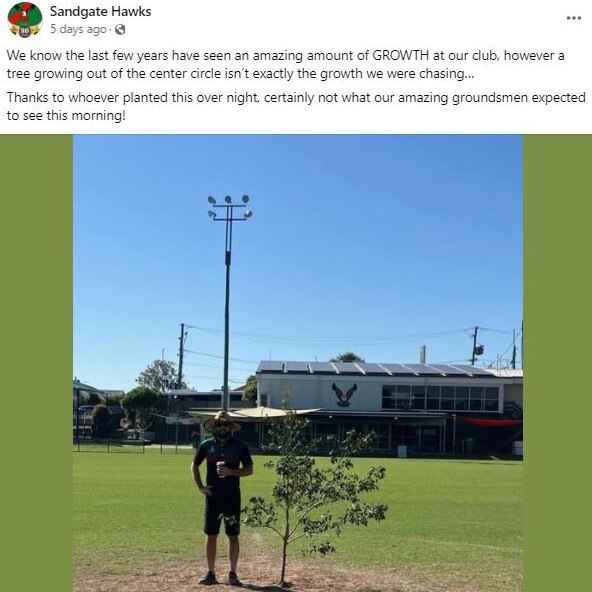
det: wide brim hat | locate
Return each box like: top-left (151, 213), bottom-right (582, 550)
top-left (204, 410), bottom-right (241, 432)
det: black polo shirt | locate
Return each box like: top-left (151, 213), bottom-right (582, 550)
top-left (193, 435), bottom-right (253, 491)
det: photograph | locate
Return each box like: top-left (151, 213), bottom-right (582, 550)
top-left (3, 4), bottom-right (591, 592)
top-left (73, 134), bottom-right (523, 592)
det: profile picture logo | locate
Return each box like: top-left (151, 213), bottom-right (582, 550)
top-left (8, 3), bottom-right (42, 38)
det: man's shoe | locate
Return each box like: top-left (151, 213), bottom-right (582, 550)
top-left (228, 571), bottom-right (243, 586)
top-left (199, 570), bottom-right (218, 585)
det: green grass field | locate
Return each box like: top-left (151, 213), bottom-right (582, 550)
top-left (73, 450), bottom-right (522, 590)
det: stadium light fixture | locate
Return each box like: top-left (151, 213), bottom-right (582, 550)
top-left (206, 195), bottom-right (254, 411)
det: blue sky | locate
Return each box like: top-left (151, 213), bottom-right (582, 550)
top-left (74, 135), bottom-right (522, 392)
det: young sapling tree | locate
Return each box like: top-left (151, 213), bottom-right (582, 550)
top-left (243, 406), bottom-right (388, 587)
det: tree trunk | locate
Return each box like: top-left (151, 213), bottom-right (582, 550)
top-left (279, 537), bottom-right (288, 586)
top-left (279, 502), bottom-right (291, 586)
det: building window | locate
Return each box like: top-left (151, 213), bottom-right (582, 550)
top-left (392, 424), bottom-right (415, 447)
top-left (470, 387), bottom-right (484, 411)
top-left (315, 423), bottom-right (339, 438)
top-left (374, 424), bottom-right (390, 450)
top-left (455, 386), bottom-right (469, 410)
top-left (441, 386), bottom-right (454, 410)
top-left (382, 385), bottom-right (415, 410)
top-left (382, 383), bottom-right (502, 413)
top-left (315, 422), bottom-right (338, 434)
top-left (411, 386), bottom-right (426, 411)
top-left (484, 387), bottom-right (499, 411)
top-left (381, 385), bottom-right (396, 409)
top-left (343, 422), bottom-right (365, 437)
top-left (395, 385), bottom-right (411, 410)
top-left (426, 386), bottom-right (440, 410)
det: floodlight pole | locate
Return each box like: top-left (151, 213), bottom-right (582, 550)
top-left (207, 196), bottom-right (253, 411)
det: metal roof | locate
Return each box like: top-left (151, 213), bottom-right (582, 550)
top-left (487, 368), bottom-right (523, 378)
top-left (256, 361), bottom-right (501, 378)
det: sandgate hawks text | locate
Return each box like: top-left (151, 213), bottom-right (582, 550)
top-left (49, 5), bottom-right (152, 18)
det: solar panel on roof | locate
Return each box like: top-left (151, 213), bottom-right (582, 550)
top-left (358, 363), bottom-right (386, 374)
top-left (332, 362), bottom-right (363, 374)
top-left (257, 360), bottom-right (497, 378)
top-left (380, 364), bottom-right (418, 375)
top-left (405, 364), bottom-right (445, 375)
top-left (452, 365), bottom-right (495, 376)
top-left (427, 364), bottom-right (472, 376)
top-left (308, 362), bottom-right (336, 373)
top-left (285, 361), bottom-right (311, 373)
top-left (257, 361), bottom-right (284, 372)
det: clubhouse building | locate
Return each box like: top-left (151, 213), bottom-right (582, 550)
top-left (254, 361), bottom-right (522, 456)
top-left (173, 361), bottom-right (523, 457)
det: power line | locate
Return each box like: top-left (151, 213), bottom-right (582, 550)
top-left (479, 327), bottom-right (513, 335)
top-left (185, 324), bottom-right (472, 346)
top-left (183, 348), bottom-right (259, 364)
top-left (182, 323), bottom-right (524, 371)
top-left (184, 374), bottom-right (244, 384)
top-left (492, 323), bottom-right (523, 368)
top-left (184, 361), bottom-right (254, 370)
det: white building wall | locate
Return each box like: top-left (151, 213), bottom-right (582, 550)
top-left (258, 373), bottom-right (512, 412)
top-left (503, 383), bottom-right (523, 407)
top-left (260, 375), bottom-right (382, 410)
top-left (259, 375), bottom-right (382, 411)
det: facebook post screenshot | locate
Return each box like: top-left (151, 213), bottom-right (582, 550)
top-left (2, 2), bottom-right (590, 592)
top-left (1, 2), bottom-right (590, 131)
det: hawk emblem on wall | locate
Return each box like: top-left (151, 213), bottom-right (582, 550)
top-left (332, 382), bottom-right (357, 407)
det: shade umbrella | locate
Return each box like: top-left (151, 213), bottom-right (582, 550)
top-left (73, 380), bottom-right (103, 393)
top-left (188, 406), bottom-right (321, 423)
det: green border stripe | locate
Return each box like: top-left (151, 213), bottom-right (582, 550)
top-left (524, 135), bottom-right (592, 592)
top-left (3, 133), bottom-right (590, 591)
top-left (0, 135), bottom-right (72, 592)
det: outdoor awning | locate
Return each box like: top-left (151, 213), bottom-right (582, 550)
top-left (188, 406), bottom-right (321, 422)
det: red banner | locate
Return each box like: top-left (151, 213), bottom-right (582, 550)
top-left (457, 417), bottom-right (523, 427)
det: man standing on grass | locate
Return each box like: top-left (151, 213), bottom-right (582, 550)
top-left (191, 410), bottom-right (254, 586)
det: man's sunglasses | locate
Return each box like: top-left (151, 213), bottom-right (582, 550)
top-left (214, 422), bottom-right (230, 428)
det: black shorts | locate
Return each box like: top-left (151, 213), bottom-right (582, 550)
top-left (204, 489), bottom-right (241, 536)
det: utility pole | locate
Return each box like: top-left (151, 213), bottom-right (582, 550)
top-left (177, 323), bottom-right (187, 389)
top-left (511, 329), bottom-right (517, 369)
top-left (521, 320), bottom-right (524, 369)
top-left (471, 326), bottom-right (479, 365)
